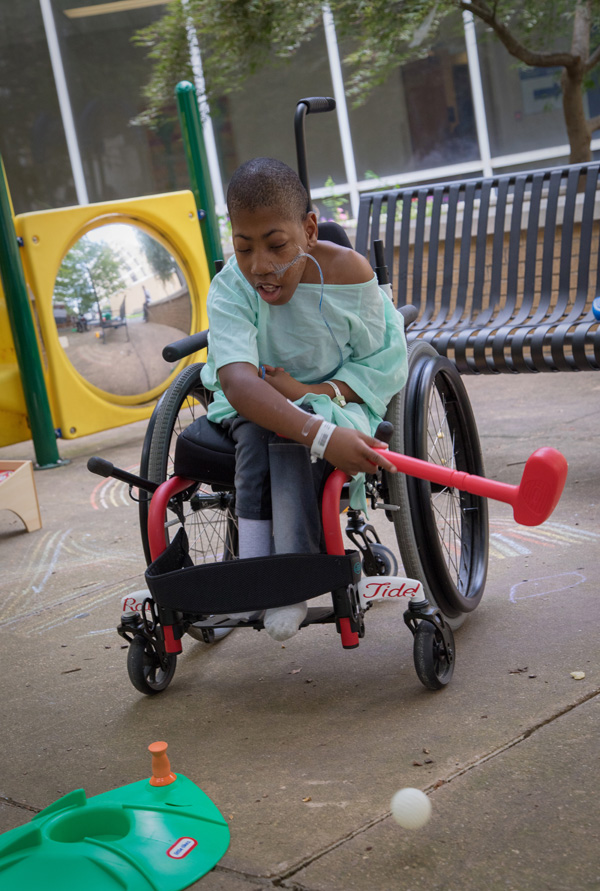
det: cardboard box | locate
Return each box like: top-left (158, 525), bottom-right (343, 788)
top-left (0, 460), bottom-right (42, 532)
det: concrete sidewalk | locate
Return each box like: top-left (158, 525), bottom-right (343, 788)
top-left (1, 372), bottom-right (599, 890)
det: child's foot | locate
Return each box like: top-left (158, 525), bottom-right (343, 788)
top-left (263, 602), bottom-right (308, 641)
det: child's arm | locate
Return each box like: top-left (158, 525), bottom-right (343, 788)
top-left (218, 362), bottom-right (397, 477)
top-left (260, 365), bottom-right (360, 404)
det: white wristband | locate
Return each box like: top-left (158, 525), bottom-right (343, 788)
top-left (301, 412), bottom-right (324, 437)
top-left (310, 420), bottom-right (336, 463)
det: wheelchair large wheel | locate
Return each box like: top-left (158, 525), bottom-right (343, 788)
top-left (385, 341), bottom-right (488, 626)
top-left (139, 363), bottom-right (238, 568)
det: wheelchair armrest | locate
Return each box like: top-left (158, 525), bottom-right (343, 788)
top-left (399, 305), bottom-right (418, 327)
top-left (163, 330), bottom-right (209, 362)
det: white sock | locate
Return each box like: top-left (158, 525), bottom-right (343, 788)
top-left (229, 518), bottom-right (273, 620)
top-left (263, 601), bottom-right (308, 641)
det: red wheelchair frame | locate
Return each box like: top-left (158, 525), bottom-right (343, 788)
top-left (144, 445), bottom-right (567, 657)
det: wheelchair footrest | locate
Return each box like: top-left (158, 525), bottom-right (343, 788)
top-left (188, 606), bottom-right (336, 630)
top-left (145, 528), bottom-right (360, 614)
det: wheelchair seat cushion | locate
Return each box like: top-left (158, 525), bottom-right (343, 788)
top-left (174, 416), bottom-right (236, 487)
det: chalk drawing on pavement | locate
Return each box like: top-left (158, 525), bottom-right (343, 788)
top-left (509, 571), bottom-right (587, 603)
top-left (489, 519), bottom-right (599, 560)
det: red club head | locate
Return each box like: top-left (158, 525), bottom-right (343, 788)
top-left (514, 448), bottom-right (568, 526)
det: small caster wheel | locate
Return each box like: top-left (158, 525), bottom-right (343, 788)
top-left (127, 634), bottom-right (177, 695)
top-left (365, 542), bottom-right (398, 576)
top-left (413, 620), bottom-right (454, 690)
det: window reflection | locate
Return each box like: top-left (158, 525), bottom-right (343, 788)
top-left (52, 223), bottom-right (191, 396)
top-left (347, 13), bottom-right (478, 182)
top-left (476, 23), bottom-right (568, 157)
top-left (0, 1), bottom-right (77, 213)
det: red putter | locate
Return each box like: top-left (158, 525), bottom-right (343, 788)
top-left (375, 446), bottom-right (568, 527)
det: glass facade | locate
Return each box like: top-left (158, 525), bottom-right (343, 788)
top-left (0, 2), bottom-right (77, 213)
top-left (52, 0), bottom-right (190, 203)
top-left (1, 2), bottom-right (599, 217)
top-left (476, 25), bottom-right (569, 159)
top-left (213, 26), bottom-right (342, 186)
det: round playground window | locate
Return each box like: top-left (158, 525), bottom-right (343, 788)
top-left (51, 221), bottom-right (193, 398)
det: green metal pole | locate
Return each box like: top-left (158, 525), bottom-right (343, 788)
top-left (175, 80), bottom-right (223, 277)
top-left (0, 156), bottom-right (66, 468)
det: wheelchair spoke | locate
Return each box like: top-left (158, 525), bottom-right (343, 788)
top-left (166, 399), bottom-right (202, 476)
top-left (140, 364), bottom-right (237, 570)
top-left (431, 487), bottom-right (462, 581)
top-left (184, 507), bottom-right (238, 564)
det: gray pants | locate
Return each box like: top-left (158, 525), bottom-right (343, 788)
top-left (221, 416), bottom-right (331, 554)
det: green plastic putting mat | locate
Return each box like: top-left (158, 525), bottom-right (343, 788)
top-left (0, 746), bottom-right (230, 890)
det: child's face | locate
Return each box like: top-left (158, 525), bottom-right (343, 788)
top-left (231, 206), bottom-right (318, 306)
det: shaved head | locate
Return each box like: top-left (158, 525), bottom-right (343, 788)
top-left (227, 158), bottom-right (309, 223)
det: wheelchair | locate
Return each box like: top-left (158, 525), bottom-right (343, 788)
top-left (111, 307), bottom-right (489, 690)
top-left (87, 99), bottom-right (563, 696)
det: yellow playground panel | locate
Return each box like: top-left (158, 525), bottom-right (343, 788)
top-left (0, 278), bottom-right (30, 448)
top-left (7, 191), bottom-right (210, 442)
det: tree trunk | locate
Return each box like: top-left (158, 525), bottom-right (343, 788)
top-left (561, 64), bottom-right (591, 164)
top-left (563, 1), bottom-right (592, 164)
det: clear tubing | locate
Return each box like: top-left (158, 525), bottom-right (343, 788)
top-left (272, 249), bottom-right (343, 372)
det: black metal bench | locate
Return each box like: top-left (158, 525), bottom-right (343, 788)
top-left (355, 163), bottom-right (600, 373)
top-left (100, 296), bottom-right (128, 342)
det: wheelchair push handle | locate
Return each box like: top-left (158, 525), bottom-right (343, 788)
top-left (162, 329), bottom-right (209, 362)
top-left (295, 96), bottom-right (336, 209)
top-left (374, 421), bottom-right (394, 444)
top-left (297, 96), bottom-right (336, 115)
top-left (373, 240), bottom-right (390, 286)
top-left (87, 456), bottom-right (159, 494)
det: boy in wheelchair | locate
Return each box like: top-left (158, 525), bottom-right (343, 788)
top-left (200, 158), bottom-right (407, 641)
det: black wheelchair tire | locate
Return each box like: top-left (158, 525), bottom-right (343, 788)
top-left (406, 344), bottom-right (488, 616)
top-left (127, 634), bottom-right (177, 695)
top-left (413, 621), bottom-right (455, 690)
top-left (138, 362), bottom-right (238, 598)
top-left (138, 399), bottom-right (160, 565)
top-left (385, 341), bottom-right (488, 626)
top-left (139, 363), bottom-right (210, 564)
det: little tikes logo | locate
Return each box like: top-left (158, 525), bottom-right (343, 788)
top-left (357, 577), bottom-right (423, 602)
top-left (167, 837), bottom-right (198, 859)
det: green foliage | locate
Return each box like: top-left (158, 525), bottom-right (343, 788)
top-left (321, 176), bottom-right (349, 222)
top-left (133, 0), bottom-right (600, 159)
top-left (133, 0), bottom-right (322, 127)
top-left (135, 229), bottom-right (179, 284)
top-left (135, 1), bottom-right (600, 119)
top-left (53, 238), bottom-right (126, 315)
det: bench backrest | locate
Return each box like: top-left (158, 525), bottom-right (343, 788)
top-left (355, 163), bottom-right (600, 334)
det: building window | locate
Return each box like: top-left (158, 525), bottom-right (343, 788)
top-left (476, 24), bottom-right (568, 159)
top-left (0, 2), bottom-right (77, 213)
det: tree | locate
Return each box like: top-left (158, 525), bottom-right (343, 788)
top-left (134, 1), bottom-right (600, 166)
top-left (53, 237), bottom-right (126, 316)
top-left (135, 229), bottom-right (183, 286)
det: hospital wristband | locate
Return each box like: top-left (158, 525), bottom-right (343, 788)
top-left (301, 412), bottom-right (324, 437)
top-left (325, 380), bottom-right (347, 407)
top-left (309, 420), bottom-right (336, 463)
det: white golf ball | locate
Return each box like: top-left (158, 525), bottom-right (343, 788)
top-left (390, 787), bottom-right (432, 829)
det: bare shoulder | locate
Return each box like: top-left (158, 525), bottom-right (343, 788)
top-left (311, 241), bottom-right (375, 285)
